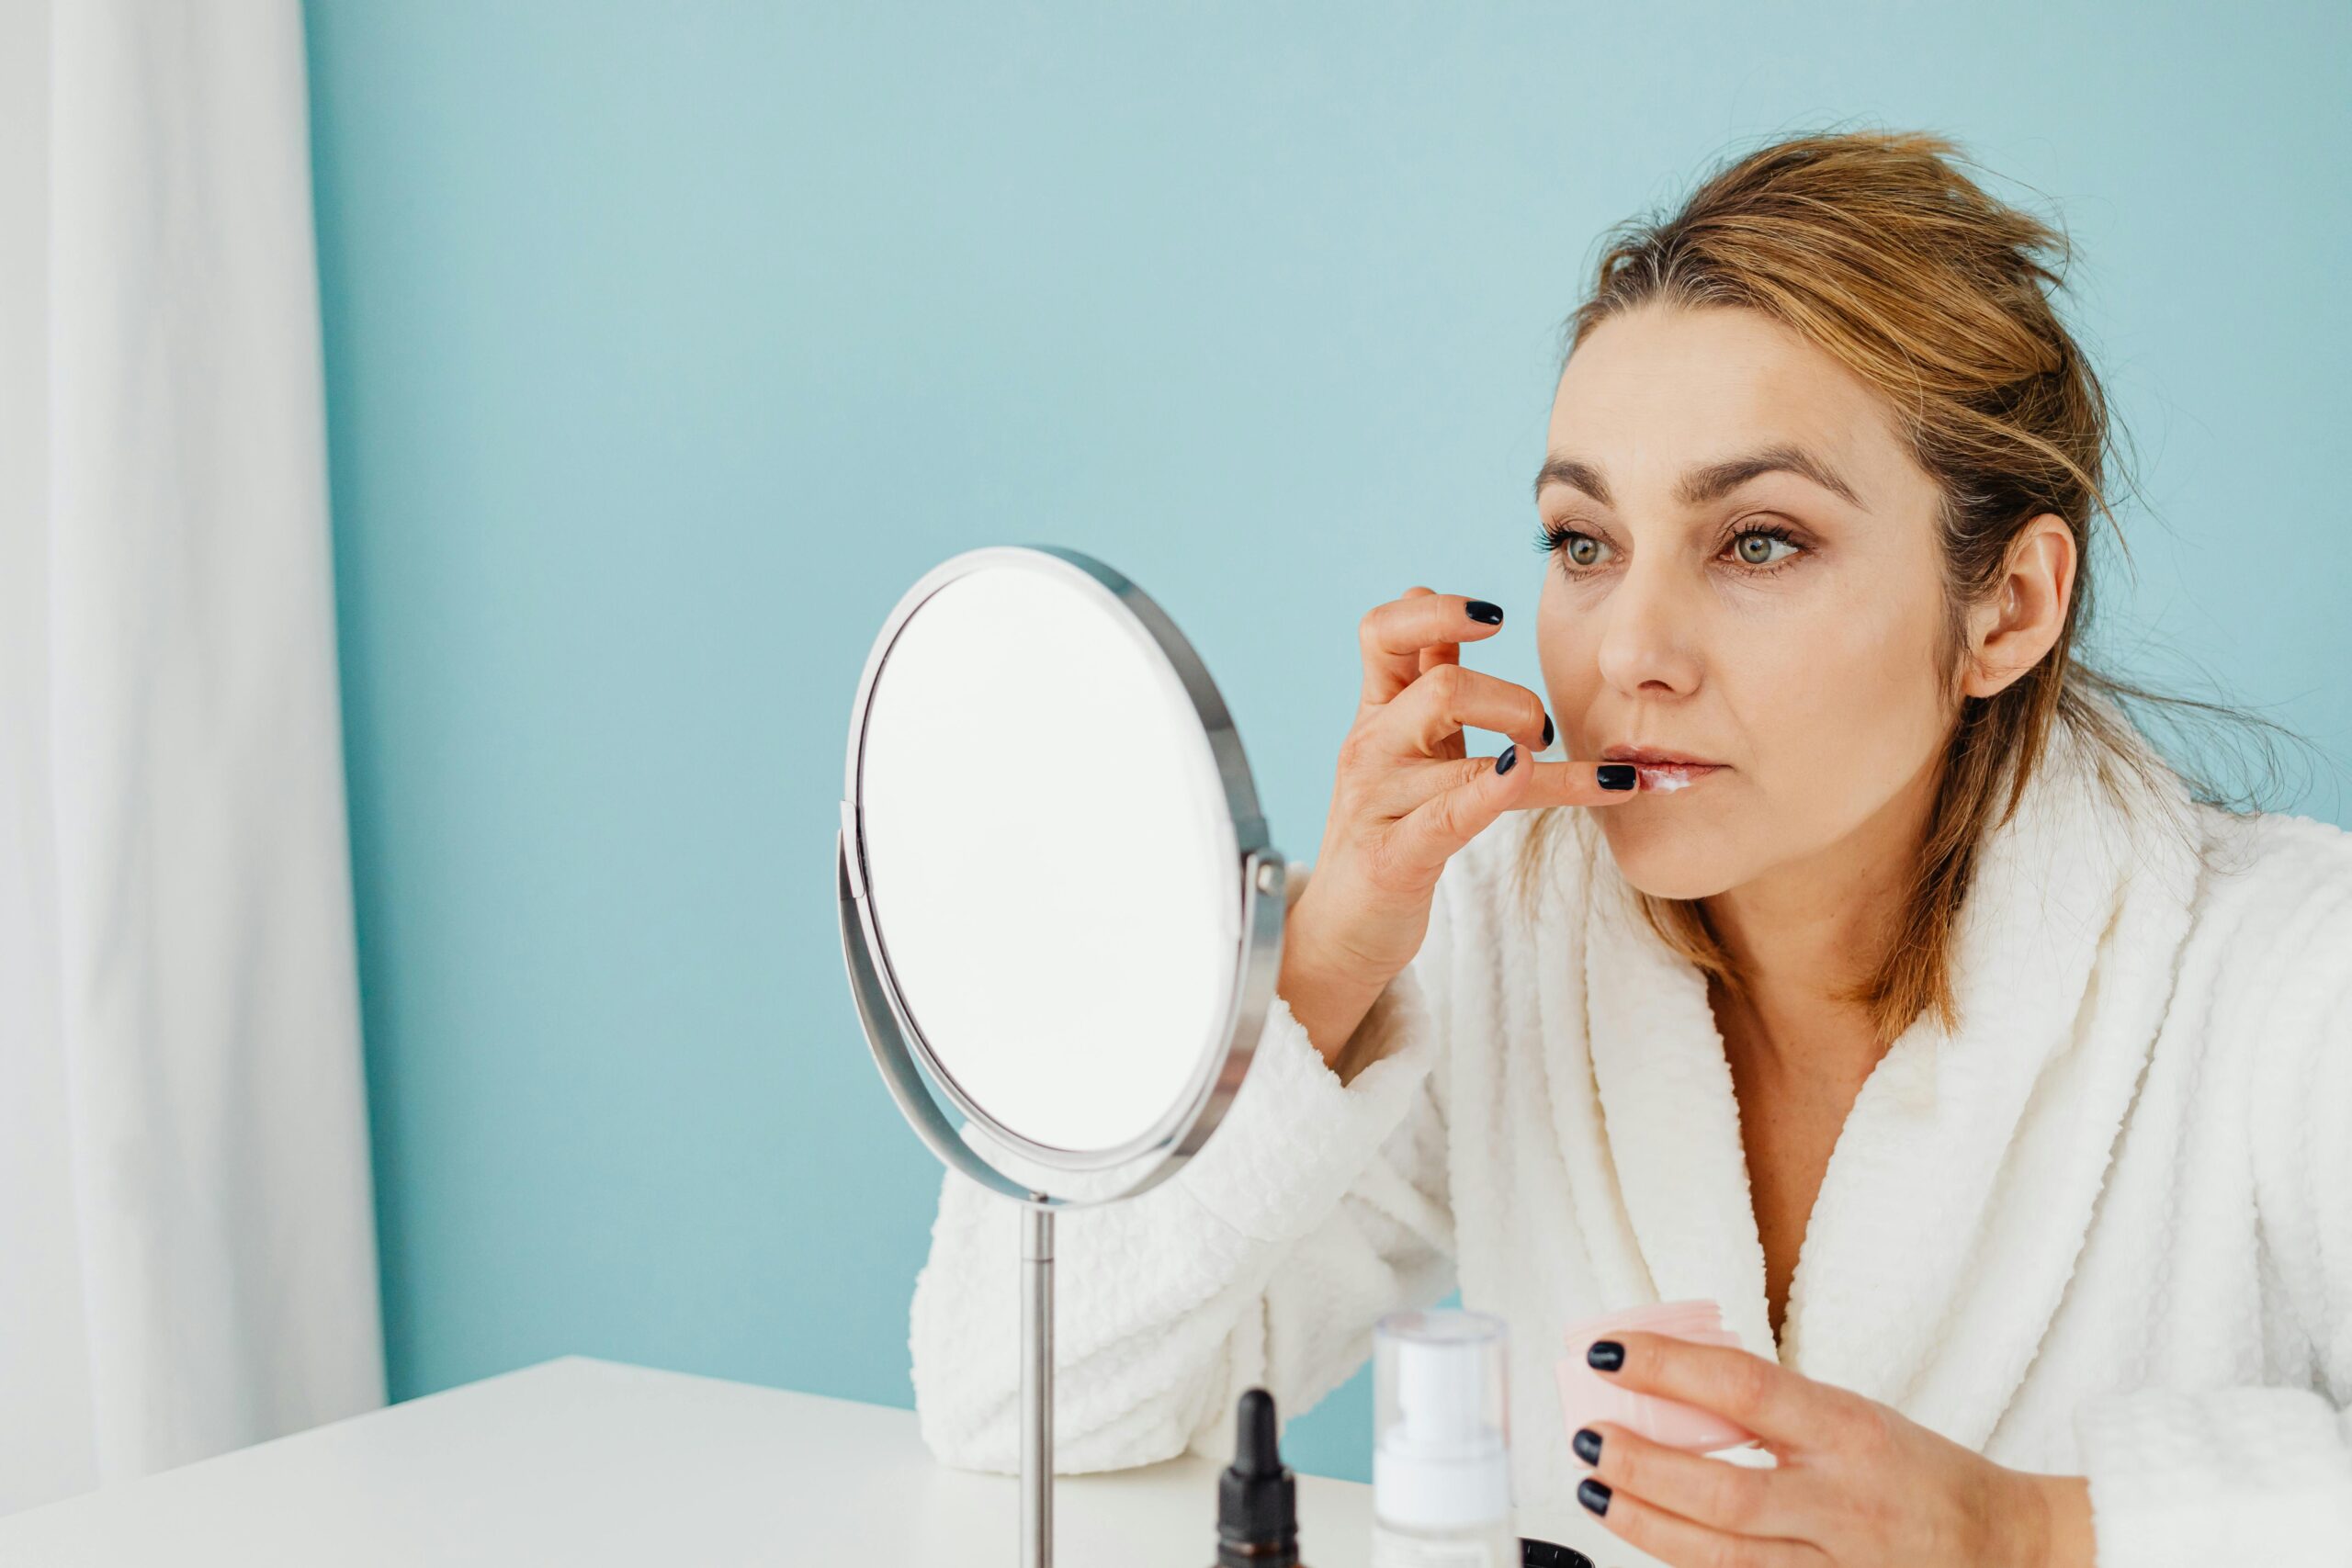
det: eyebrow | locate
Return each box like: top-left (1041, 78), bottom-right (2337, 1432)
top-left (1532, 442), bottom-right (1863, 511)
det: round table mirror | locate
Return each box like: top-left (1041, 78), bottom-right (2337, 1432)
top-left (836, 544), bottom-right (1290, 1568)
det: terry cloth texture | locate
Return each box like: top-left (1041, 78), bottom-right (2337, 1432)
top-left (909, 718), bottom-right (2352, 1562)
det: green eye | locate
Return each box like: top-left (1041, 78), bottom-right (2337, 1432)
top-left (1733, 532), bottom-right (1797, 566)
top-left (1566, 535), bottom-right (1604, 567)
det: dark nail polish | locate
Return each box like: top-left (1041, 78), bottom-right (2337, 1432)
top-left (1587, 1339), bottom-right (1624, 1371)
top-left (1577, 1478), bottom-right (1611, 1517)
top-left (1597, 764), bottom-right (1635, 792)
top-left (1464, 599), bottom-right (1504, 625)
top-left (1495, 744), bottom-right (1519, 776)
top-left (1540, 713), bottom-right (1555, 749)
top-left (1573, 1427), bottom-right (1602, 1464)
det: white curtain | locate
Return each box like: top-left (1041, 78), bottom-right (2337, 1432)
top-left (0, 0), bottom-right (385, 1515)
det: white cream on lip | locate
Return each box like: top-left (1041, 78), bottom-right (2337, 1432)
top-left (1633, 762), bottom-right (1719, 793)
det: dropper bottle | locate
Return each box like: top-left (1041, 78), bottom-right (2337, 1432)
top-left (1216, 1388), bottom-right (1302, 1567)
top-left (1371, 1309), bottom-right (1515, 1567)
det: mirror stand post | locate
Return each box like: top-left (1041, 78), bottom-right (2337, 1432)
top-left (1020, 1201), bottom-right (1055, 1568)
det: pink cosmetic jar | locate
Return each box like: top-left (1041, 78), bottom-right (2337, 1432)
top-left (1555, 1298), bottom-right (1765, 1453)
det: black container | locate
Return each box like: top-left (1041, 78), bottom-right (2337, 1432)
top-left (1216, 1388), bottom-right (1299, 1567)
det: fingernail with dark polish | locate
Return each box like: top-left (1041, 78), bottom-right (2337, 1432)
top-left (1573, 1427), bottom-right (1602, 1464)
top-left (1597, 764), bottom-right (1635, 792)
top-left (1541, 713), bottom-right (1555, 749)
top-left (1464, 600), bottom-right (1504, 625)
top-left (1587, 1339), bottom-right (1624, 1371)
top-left (1577, 1478), bottom-right (1611, 1517)
top-left (1495, 744), bottom-right (1519, 776)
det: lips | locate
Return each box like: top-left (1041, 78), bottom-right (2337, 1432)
top-left (1600, 745), bottom-right (1727, 794)
top-left (1600, 745), bottom-right (1724, 767)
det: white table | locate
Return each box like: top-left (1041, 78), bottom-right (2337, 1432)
top-left (0, 1357), bottom-right (1654, 1566)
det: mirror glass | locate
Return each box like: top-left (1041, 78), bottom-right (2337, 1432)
top-left (855, 560), bottom-right (1243, 1156)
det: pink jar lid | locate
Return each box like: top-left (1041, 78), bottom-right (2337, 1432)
top-left (1555, 1298), bottom-right (1763, 1454)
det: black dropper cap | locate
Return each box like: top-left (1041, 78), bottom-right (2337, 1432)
top-left (1217, 1387), bottom-right (1298, 1567)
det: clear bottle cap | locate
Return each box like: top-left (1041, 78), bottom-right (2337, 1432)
top-left (1372, 1308), bottom-right (1512, 1530)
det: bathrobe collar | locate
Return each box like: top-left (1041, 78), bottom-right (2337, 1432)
top-left (1564, 719), bottom-right (2202, 1447)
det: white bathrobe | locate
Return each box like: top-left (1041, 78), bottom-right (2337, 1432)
top-left (908, 719), bottom-right (2352, 1564)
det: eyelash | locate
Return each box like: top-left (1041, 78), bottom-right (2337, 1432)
top-left (1531, 519), bottom-right (1807, 576)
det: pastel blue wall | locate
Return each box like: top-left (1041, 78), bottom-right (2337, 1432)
top-left (303, 1), bottom-right (2350, 1482)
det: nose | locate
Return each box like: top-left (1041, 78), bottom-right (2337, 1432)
top-left (1593, 558), bottom-right (1704, 699)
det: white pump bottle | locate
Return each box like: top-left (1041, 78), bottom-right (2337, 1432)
top-left (1370, 1309), bottom-right (1516, 1568)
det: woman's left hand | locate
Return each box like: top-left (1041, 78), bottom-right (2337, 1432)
top-left (1569, 1330), bottom-right (2097, 1567)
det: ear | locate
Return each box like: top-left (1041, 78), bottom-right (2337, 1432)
top-left (1961, 513), bottom-right (2076, 699)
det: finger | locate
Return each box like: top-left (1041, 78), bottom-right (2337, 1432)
top-left (1382, 754), bottom-right (1634, 884)
top-left (1583, 1331), bottom-right (1840, 1448)
top-left (1498, 758), bottom-right (1642, 807)
top-left (1370, 662), bottom-right (1551, 761)
top-left (1573, 1419), bottom-right (1815, 1541)
top-left (1358, 590), bottom-right (1506, 705)
top-left (1574, 1472), bottom-right (1826, 1568)
top-left (1372, 753), bottom-right (1638, 821)
top-left (1407, 587), bottom-right (1461, 681)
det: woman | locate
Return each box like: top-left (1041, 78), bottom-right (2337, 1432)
top-left (908, 130), bottom-right (2352, 1566)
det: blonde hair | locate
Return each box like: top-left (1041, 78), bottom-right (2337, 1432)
top-left (1513, 127), bottom-right (2188, 1043)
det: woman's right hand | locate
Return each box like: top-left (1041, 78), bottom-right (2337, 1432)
top-left (1279, 586), bottom-right (1638, 1072)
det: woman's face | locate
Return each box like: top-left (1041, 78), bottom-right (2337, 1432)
top-left (1535, 303), bottom-right (1959, 902)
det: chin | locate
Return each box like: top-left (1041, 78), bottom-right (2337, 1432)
top-left (1594, 813), bottom-right (1748, 903)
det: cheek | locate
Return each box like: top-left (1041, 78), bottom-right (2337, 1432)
top-left (1535, 583), bottom-right (1607, 740)
top-left (1725, 570), bottom-right (1951, 790)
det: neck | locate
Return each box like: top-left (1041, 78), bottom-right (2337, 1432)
top-left (1700, 747), bottom-right (1944, 1070)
